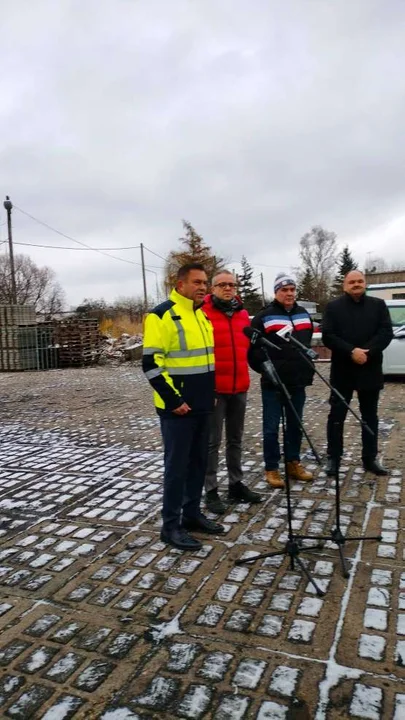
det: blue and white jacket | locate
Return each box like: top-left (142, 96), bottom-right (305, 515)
top-left (248, 300), bottom-right (315, 389)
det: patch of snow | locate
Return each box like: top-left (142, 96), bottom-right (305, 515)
top-left (257, 701), bottom-right (288, 719)
top-left (364, 608), bottom-right (388, 631)
top-left (233, 658), bottom-right (266, 689)
top-left (269, 665), bottom-right (300, 697)
top-left (350, 683), bottom-right (382, 720)
top-left (148, 616), bottom-right (184, 643)
top-left (358, 633), bottom-right (385, 661)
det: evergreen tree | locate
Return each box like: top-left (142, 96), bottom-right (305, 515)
top-left (296, 268), bottom-right (316, 302)
top-left (164, 220), bottom-right (224, 291)
top-left (332, 245), bottom-right (358, 296)
top-left (238, 255), bottom-right (262, 314)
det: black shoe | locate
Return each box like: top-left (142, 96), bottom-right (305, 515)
top-left (205, 489), bottom-right (227, 515)
top-left (228, 481), bottom-right (263, 504)
top-left (363, 459), bottom-right (388, 476)
top-left (182, 513), bottom-right (225, 535)
top-left (160, 528), bottom-right (202, 551)
top-left (326, 457), bottom-right (338, 477)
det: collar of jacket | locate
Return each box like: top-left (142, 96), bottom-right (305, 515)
top-left (344, 292), bottom-right (366, 305)
top-left (170, 287), bottom-right (203, 311)
top-left (272, 298), bottom-right (298, 313)
top-left (204, 293), bottom-right (244, 313)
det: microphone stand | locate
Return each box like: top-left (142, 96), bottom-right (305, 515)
top-left (235, 350), bottom-right (326, 597)
top-left (277, 332), bottom-right (381, 578)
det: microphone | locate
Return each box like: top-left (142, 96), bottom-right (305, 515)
top-left (261, 359), bottom-right (280, 386)
top-left (276, 324), bottom-right (293, 340)
top-left (243, 326), bottom-right (281, 352)
top-left (275, 325), bottom-right (319, 361)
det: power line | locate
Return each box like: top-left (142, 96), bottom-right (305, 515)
top-left (143, 245), bottom-right (167, 262)
top-left (13, 240), bottom-right (140, 251)
top-left (11, 240), bottom-right (165, 269)
top-left (13, 205), bottom-right (145, 268)
top-left (142, 245), bottom-right (290, 271)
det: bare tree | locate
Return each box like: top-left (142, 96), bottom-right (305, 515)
top-left (298, 226), bottom-right (338, 310)
top-left (366, 257), bottom-right (404, 273)
top-left (112, 296), bottom-right (152, 321)
top-left (366, 257), bottom-right (387, 273)
top-left (75, 295), bottom-right (152, 323)
top-left (0, 253), bottom-right (65, 315)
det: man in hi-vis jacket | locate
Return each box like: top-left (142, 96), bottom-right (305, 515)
top-left (142, 263), bottom-right (224, 551)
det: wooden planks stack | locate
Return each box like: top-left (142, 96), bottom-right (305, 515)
top-left (53, 317), bottom-right (101, 367)
top-left (0, 305), bottom-right (38, 371)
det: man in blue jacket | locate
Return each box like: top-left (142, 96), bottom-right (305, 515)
top-left (249, 273), bottom-right (315, 488)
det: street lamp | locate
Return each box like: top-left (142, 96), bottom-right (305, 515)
top-left (3, 195), bottom-right (17, 304)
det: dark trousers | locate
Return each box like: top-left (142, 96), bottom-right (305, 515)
top-left (327, 386), bottom-right (379, 461)
top-left (160, 413), bottom-right (211, 532)
top-left (205, 392), bottom-right (247, 492)
top-left (262, 387), bottom-right (306, 470)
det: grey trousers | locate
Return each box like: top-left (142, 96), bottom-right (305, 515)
top-left (205, 392), bottom-right (247, 492)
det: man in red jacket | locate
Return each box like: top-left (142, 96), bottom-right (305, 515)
top-left (203, 270), bottom-right (263, 514)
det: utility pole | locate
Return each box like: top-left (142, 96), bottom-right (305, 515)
top-left (140, 242), bottom-right (148, 312)
top-left (260, 272), bottom-right (265, 305)
top-left (3, 196), bottom-right (17, 305)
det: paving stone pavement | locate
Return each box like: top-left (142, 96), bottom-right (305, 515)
top-left (0, 364), bottom-right (404, 719)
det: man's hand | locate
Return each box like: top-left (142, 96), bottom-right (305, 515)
top-left (351, 348), bottom-right (369, 365)
top-left (173, 402), bottom-right (191, 415)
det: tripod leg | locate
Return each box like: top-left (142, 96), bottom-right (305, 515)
top-left (343, 534), bottom-right (382, 542)
top-left (337, 544), bottom-right (350, 579)
top-left (294, 556), bottom-right (325, 597)
top-left (235, 548), bottom-right (288, 566)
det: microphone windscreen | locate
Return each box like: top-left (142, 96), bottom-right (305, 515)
top-left (243, 326), bottom-right (255, 339)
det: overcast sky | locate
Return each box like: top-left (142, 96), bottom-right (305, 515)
top-left (1, 0), bottom-right (405, 307)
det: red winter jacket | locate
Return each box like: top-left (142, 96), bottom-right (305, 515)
top-left (203, 294), bottom-right (250, 394)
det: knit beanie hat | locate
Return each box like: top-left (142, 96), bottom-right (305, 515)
top-left (274, 272), bottom-right (296, 293)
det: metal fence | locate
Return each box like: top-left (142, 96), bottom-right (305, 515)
top-left (0, 305), bottom-right (101, 372)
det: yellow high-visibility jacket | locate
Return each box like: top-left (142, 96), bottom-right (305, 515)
top-left (142, 289), bottom-right (215, 415)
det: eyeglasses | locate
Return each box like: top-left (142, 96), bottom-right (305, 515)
top-left (214, 282), bottom-right (237, 289)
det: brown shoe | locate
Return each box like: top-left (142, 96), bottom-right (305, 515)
top-left (286, 461), bottom-right (313, 482)
top-left (265, 470), bottom-right (285, 488)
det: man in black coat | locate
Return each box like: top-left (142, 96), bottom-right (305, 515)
top-left (322, 270), bottom-right (393, 476)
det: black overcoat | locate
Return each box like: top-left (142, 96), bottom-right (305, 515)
top-left (322, 293), bottom-right (393, 391)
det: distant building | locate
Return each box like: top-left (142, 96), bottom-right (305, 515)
top-left (365, 270), bottom-right (405, 300)
top-left (365, 270), bottom-right (405, 284)
top-left (367, 283), bottom-right (405, 300)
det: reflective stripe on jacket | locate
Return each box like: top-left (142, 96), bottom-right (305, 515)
top-left (142, 288), bottom-right (215, 415)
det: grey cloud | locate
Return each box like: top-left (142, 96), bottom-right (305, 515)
top-left (1, 0), bottom-right (405, 305)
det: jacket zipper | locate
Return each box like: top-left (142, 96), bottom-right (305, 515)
top-left (228, 316), bottom-right (237, 393)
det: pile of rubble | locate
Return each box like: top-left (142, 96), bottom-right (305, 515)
top-left (99, 332), bottom-right (143, 364)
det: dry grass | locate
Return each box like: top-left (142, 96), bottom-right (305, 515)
top-left (99, 315), bottom-right (144, 337)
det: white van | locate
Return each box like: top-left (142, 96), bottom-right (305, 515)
top-left (383, 299), bottom-right (405, 376)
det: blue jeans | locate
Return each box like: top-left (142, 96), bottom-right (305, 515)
top-left (262, 387), bottom-right (306, 470)
top-left (160, 414), bottom-right (211, 532)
